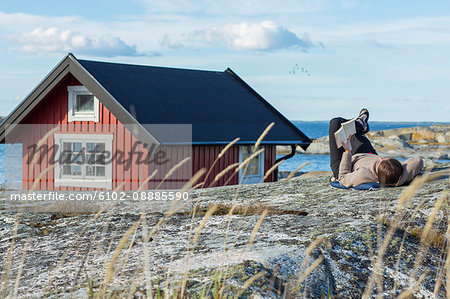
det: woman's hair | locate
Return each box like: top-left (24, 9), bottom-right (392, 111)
top-left (377, 158), bottom-right (403, 187)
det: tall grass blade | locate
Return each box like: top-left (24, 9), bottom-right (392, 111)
top-left (286, 162), bottom-right (310, 181)
top-left (254, 122), bottom-right (274, 151)
top-left (248, 209), bottom-right (268, 246)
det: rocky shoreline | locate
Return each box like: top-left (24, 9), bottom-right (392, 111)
top-left (278, 124), bottom-right (450, 161)
top-left (0, 162), bottom-right (448, 297)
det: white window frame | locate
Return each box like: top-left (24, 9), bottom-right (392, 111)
top-left (238, 146), bottom-right (265, 184)
top-left (54, 133), bottom-right (113, 189)
top-left (68, 86), bottom-right (99, 122)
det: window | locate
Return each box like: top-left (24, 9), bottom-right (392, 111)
top-left (238, 146), bottom-right (264, 184)
top-left (68, 86), bottom-right (99, 122)
top-left (54, 134), bottom-right (113, 189)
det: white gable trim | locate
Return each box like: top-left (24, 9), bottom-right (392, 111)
top-left (0, 54), bottom-right (160, 148)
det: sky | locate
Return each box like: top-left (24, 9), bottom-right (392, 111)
top-left (0, 0), bottom-right (449, 122)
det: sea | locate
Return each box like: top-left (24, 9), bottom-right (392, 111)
top-left (0, 121), bottom-right (447, 185)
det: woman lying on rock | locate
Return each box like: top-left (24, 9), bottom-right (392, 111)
top-left (329, 109), bottom-right (423, 188)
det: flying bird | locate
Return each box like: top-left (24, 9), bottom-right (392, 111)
top-left (289, 64), bottom-right (311, 77)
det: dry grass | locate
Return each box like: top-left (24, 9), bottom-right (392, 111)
top-left (1, 123), bottom-right (449, 298)
top-left (363, 170), bottom-right (449, 298)
top-left (378, 216), bottom-right (447, 248)
top-left (202, 137), bottom-right (240, 186)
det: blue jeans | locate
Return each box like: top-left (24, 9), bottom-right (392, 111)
top-left (328, 117), bottom-right (377, 178)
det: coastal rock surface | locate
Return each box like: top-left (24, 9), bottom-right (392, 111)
top-left (278, 125), bottom-right (450, 161)
top-left (0, 163), bottom-right (448, 298)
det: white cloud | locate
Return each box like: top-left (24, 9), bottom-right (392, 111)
top-left (5, 27), bottom-right (155, 57)
top-left (193, 21), bottom-right (316, 51)
top-left (159, 34), bottom-right (186, 49)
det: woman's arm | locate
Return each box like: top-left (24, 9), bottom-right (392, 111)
top-left (338, 138), bottom-right (353, 176)
top-left (396, 157), bottom-right (424, 186)
top-left (338, 151), bottom-right (353, 180)
top-left (337, 141), bottom-right (359, 187)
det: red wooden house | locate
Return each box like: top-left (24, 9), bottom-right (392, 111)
top-left (0, 54), bottom-right (311, 191)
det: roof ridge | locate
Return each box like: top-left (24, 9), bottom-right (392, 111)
top-left (78, 58), bottom-right (225, 74)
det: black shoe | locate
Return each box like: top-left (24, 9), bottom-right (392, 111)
top-left (357, 108), bottom-right (370, 134)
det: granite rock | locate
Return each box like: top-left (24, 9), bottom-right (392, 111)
top-left (0, 163), bottom-right (448, 298)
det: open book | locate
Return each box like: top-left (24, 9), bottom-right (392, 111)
top-left (334, 119), bottom-right (356, 148)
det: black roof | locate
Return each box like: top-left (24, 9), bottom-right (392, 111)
top-left (78, 59), bottom-right (311, 147)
